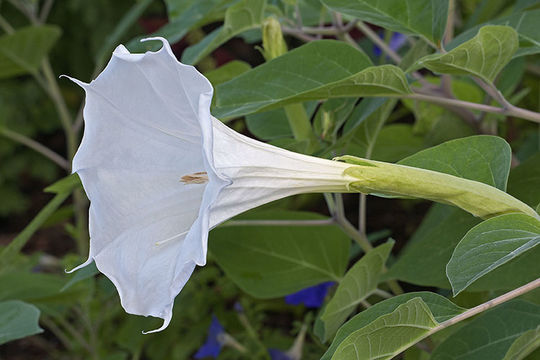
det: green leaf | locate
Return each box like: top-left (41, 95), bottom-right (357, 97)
top-left (209, 210), bottom-right (349, 298)
top-left (246, 108), bottom-right (293, 140)
top-left (385, 205), bottom-right (480, 288)
top-left (503, 326), bottom-right (540, 360)
top-left (398, 135), bottom-right (512, 191)
top-left (431, 300), bottom-right (540, 360)
top-left (417, 25), bottom-right (518, 83)
top-left (507, 153), bottom-right (540, 208)
top-left (449, 9), bottom-right (540, 59)
top-left (446, 213), bottom-right (540, 296)
top-left (316, 241), bottom-right (393, 342)
top-left (369, 124), bottom-right (424, 162)
top-left (0, 25), bottom-right (61, 79)
top-left (214, 40), bottom-right (411, 119)
top-left (44, 173), bottom-right (82, 194)
top-left (246, 102), bottom-right (317, 141)
top-left (322, 292), bottom-right (465, 360)
top-left (332, 298), bottom-right (438, 360)
top-left (0, 272), bottom-right (88, 307)
top-left (0, 300), bottom-right (43, 345)
top-left (322, 0), bottom-right (447, 44)
top-left (181, 0), bottom-right (266, 65)
top-left (204, 60), bottom-right (251, 86)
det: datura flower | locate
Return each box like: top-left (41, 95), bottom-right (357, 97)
top-left (67, 37), bottom-right (537, 333)
top-left (65, 38), bottom-right (355, 332)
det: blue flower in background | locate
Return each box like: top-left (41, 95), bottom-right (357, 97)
top-left (285, 282), bottom-right (335, 308)
top-left (373, 32), bottom-right (407, 56)
top-left (194, 315), bottom-right (225, 359)
top-left (269, 348), bottom-right (293, 360)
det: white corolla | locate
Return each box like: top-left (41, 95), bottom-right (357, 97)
top-left (66, 38), bottom-right (355, 332)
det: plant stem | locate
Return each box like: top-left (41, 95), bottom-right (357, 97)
top-left (428, 277), bottom-right (540, 335)
top-left (443, 0), bottom-right (455, 47)
top-left (406, 92), bottom-right (540, 124)
top-left (40, 59), bottom-right (77, 160)
top-left (0, 127), bottom-right (69, 169)
top-left (357, 21), bottom-right (401, 64)
top-left (284, 103), bottom-right (319, 152)
top-left (0, 13), bottom-right (15, 33)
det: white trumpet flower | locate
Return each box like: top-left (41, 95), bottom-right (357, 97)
top-left (66, 38), bottom-right (355, 332)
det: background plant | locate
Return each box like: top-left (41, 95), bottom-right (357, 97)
top-left (0, 0), bottom-right (539, 359)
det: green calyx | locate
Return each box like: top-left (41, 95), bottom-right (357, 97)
top-left (336, 155), bottom-right (538, 220)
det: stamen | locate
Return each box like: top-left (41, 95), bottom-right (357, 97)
top-left (155, 230), bottom-right (189, 246)
top-left (180, 171), bottom-right (208, 184)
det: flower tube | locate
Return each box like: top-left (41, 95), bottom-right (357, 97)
top-left (65, 38), bottom-right (355, 332)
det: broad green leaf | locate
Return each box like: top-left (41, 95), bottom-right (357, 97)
top-left (214, 40), bottom-right (411, 119)
top-left (0, 300), bottom-right (43, 345)
top-left (502, 326), bottom-right (540, 360)
top-left (316, 241), bottom-right (393, 342)
top-left (245, 102), bottom-right (318, 141)
top-left (369, 124), bottom-right (424, 162)
top-left (447, 213), bottom-right (540, 296)
top-left (398, 135), bottom-right (511, 191)
top-left (0, 272), bottom-right (88, 307)
top-left (449, 9), bottom-right (540, 58)
top-left (0, 25), bottom-right (61, 79)
top-left (209, 211), bottom-right (349, 298)
top-left (322, 292), bottom-right (465, 360)
top-left (503, 325), bottom-right (540, 360)
top-left (385, 205), bottom-right (480, 288)
top-left (507, 152), bottom-right (540, 208)
top-left (385, 204), bottom-right (540, 290)
top-left (417, 25), bottom-right (518, 83)
top-left (322, 0), bottom-right (448, 44)
top-left (432, 300), bottom-right (540, 360)
top-left (204, 60), bottom-right (251, 86)
top-left (181, 0), bottom-right (266, 65)
top-left (332, 298), bottom-right (438, 360)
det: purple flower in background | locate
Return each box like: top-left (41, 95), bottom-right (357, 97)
top-left (285, 282), bottom-right (335, 308)
top-left (269, 348), bottom-right (293, 360)
top-left (373, 32), bottom-right (407, 56)
top-left (194, 315), bottom-right (225, 359)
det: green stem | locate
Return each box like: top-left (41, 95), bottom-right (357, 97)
top-left (339, 156), bottom-right (539, 220)
top-left (0, 127), bottom-right (69, 169)
top-left (40, 59), bottom-right (77, 160)
top-left (283, 103), bottom-right (318, 152)
top-left (406, 92), bottom-right (540, 124)
top-left (428, 277), bottom-right (540, 335)
top-left (0, 192), bottom-right (70, 270)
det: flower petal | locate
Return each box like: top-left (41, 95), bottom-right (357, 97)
top-left (69, 38), bottom-right (218, 328)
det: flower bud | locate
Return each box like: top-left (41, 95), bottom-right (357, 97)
top-left (262, 17), bottom-right (287, 60)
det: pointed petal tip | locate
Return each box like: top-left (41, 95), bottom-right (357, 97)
top-left (65, 257), bottom-right (94, 274)
top-left (142, 309), bottom-right (172, 334)
top-left (140, 37), bottom-right (175, 57)
top-left (60, 75), bottom-right (89, 89)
